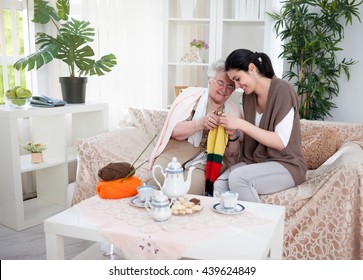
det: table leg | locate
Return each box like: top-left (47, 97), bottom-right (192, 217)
top-left (269, 212), bottom-right (284, 259)
top-left (45, 232), bottom-right (65, 260)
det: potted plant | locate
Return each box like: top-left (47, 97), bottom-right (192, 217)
top-left (268, 0), bottom-right (362, 120)
top-left (14, 0), bottom-right (117, 103)
top-left (23, 141), bottom-right (47, 164)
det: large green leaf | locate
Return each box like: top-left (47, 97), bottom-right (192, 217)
top-left (35, 32), bottom-right (59, 49)
top-left (14, 45), bottom-right (59, 71)
top-left (56, 0), bottom-right (70, 21)
top-left (33, 0), bottom-right (59, 24)
top-left (79, 54), bottom-right (117, 76)
top-left (57, 34), bottom-right (93, 58)
top-left (60, 18), bottom-right (95, 42)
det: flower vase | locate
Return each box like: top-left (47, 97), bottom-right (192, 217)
top-left (31, 152), bottom-right (44, 164)
top-left (190, 46), bottom-right (202, 63)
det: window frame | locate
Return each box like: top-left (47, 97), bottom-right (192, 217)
top-left (0, 0), bottom-right (35, 103)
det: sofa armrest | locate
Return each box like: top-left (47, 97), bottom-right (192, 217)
top-left (71, 126), bottom-right (155, 205)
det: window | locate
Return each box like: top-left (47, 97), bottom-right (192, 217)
top-left (0, 0), bottom-right (31, 104)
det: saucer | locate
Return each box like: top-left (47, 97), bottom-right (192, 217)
top-left (129, 196), bottom-right (146, 208)
top-left (212, 203), bottom-right (245, 215)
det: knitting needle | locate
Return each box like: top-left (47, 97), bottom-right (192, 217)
top-left (130, 134), bottom-right (157, 167)
top-left (120, 158), bottom-right (149, 183)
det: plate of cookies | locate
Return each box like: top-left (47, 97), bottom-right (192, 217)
top-left (171, 197), bottom-right (203, 215)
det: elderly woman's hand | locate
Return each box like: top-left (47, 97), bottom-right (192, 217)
top-left (202, 112), bottom-right (220, 130)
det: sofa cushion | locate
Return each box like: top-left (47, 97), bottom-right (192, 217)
top-left (302, 127), bottom-right (341, 169)
top-left (126, 107), bottom-right (169, 139)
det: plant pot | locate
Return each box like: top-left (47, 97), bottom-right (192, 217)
top-left (59, 77), bottom-right (88, 104)
top-left (31, 153), bottom-right (44, 164)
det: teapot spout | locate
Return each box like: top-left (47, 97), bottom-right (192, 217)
top-left (184, 166), bottom-right (195, 194)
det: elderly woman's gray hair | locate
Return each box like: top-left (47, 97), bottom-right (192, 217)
top-left (207, 58), bottom-right (226, 78)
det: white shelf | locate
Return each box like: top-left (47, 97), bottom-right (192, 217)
top-left (222, 19), bottom-right (265, 23)
top-left (0, 103), bottom-right (108, 231)
top-left (168, 62), bottom-right (209, 66)
top-left (20, 154), bottom-right (64, 173)
top-left (163, 0), bottom-right (273, 106)
top-left (169, 17), bottom-right (210, 22)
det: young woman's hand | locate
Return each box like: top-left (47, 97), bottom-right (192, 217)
top-left (219, 114), bottom-right (243, 131)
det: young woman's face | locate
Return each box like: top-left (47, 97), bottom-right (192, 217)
top-left (208, 71), bottom-right (235, 105)
top-left (227, 64), bottom-right (256, 94)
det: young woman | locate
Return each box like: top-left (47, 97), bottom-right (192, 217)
top-left (216, 49), bottom-right (307, 202)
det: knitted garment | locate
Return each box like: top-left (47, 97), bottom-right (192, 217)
top-left (205, 126), bottom-right (228, 196)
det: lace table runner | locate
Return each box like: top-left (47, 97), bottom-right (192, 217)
top-left (75, 195), bottom-right (272, 259)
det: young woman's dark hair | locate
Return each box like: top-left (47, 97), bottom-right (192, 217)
top-left (225, 49), bottom-right (275, 78)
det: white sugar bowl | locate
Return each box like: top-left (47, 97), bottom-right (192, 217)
top-left (145, 190), bottom-right (174, 222)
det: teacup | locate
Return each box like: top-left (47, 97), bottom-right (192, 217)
top-left (137, 184), bottom-right (155, 203)
top-left (214, 191), bottom-right (238, 211)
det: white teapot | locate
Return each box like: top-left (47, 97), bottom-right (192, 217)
top-left (145, 190), bottom-right (174, 222)
top-left (152, 157), bottom-right (195, 198)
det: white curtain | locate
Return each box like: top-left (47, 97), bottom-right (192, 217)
top-left (65, 0), bottom-right (164, 129)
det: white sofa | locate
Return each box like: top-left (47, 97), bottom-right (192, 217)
top-left (72, 107), bottom-right (363, 260)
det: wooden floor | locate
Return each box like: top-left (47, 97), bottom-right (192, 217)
top-left (0, 223), bottom-right (113, 260)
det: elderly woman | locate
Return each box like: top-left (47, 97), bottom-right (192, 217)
top-left (148, 59), bottom-right (243, 195)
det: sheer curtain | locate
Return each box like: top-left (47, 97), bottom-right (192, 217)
top-left (69, 0), bottom-right (163, 129)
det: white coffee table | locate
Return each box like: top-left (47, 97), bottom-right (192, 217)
top-left (44, 196), bottom-right (285, 260)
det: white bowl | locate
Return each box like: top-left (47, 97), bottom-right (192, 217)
top-left (5, 97), bottom-right (31, 109)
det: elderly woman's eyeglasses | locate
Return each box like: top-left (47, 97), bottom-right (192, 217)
top-left (212, 78), bottom-right (235, 92)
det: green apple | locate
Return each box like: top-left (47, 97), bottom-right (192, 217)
top-left (6, 89), bottom-right (16, 99)
top-left (24, 89), bottom-right (32, 98)
top-left (15, 87), bottom-right (27, 98)
top-left (13, 86), bottom-right (22, 92)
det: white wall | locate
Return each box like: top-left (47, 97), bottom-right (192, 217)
top-left (327, 3), bottom-right (363, 124)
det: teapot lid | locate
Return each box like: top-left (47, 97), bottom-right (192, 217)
top-left (152, 190), bottom-right (169, 204)
top-left (165, 157), bottom-right (182, 173)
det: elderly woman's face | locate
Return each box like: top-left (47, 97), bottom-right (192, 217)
top-left (208, 71), bottom-right (235, 105)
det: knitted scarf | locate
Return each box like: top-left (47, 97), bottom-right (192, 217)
top-left (205, 125), bottom-right (228, 196)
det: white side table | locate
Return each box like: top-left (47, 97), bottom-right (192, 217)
top-left (44, 196), bottom-right (285, 260)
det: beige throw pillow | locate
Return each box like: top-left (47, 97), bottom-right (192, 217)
top-left (302, 128), bottom-right (341, 169)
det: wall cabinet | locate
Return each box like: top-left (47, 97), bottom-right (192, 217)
top-left (163, 0), bottom-right (274, 106)
top-left (0, 103), bottom-right (108, 231)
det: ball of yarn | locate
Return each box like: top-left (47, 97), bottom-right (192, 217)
top-left (98, 162), bottom-right (135, 181)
